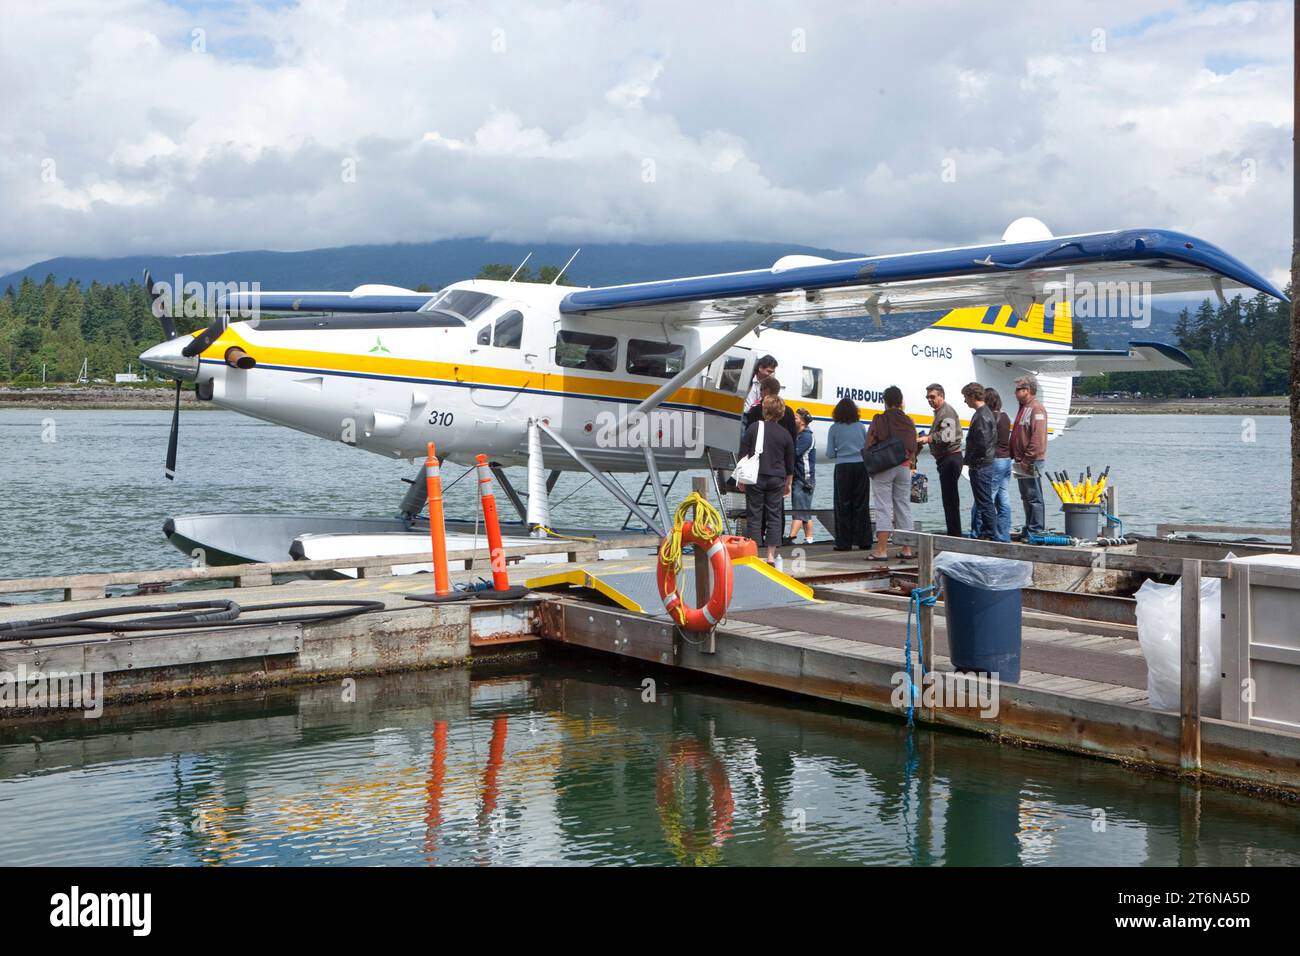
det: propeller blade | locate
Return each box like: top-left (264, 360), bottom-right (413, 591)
top-left (144, 269), bottom-right (177, 341)
top-left (182, 314), bottom-right (227, 358)
top-left (165, 380), bottom-right (180, 480)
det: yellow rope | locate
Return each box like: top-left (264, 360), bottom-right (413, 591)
top-left (658, 492), bottom-right (726, 625)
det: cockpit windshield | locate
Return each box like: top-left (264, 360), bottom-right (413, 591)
top-left (420, 289), bottom-right (498, 322)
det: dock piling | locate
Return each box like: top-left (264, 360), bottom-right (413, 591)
top-left (1179, 557), bottom-right (1202, 773)
top-left (916, 533), bottom-right (935, 719)
top-left (692, 476), bottom-right (716, 654)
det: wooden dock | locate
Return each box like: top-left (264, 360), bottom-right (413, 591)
top-left (3, 531), bottom-right (1300, 800)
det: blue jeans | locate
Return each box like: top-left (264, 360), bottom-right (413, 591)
top-left (1017, 461), bottom-right (1046, 534)
top-left (992, 457), bottom-right (1012, 541)
top-left (969, 464), bottom-right (996, 541)
top-left (970, 457), bottom-right (1013, 541)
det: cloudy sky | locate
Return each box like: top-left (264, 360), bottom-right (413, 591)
top-left (0, 0), bottom-right (1292, 283)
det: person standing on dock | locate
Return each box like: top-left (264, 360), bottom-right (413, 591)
top-left (973, 386), bottom-right (1013, 542)
top-left (787, 408), bottom-right (817, 546)
top-left (1011, 375), bottom-right (1048, 539)
top-left (826, 397), bottom-right (872, 551)
top-left (737, 394), bottom-right (795, 565)
top-left (743, 355), bottom-right (778, 420)
top-left (864, 386), bottom-right (917, 561)
top-left (745, 375), bottom-right (797, 440)
top-left (962, 382), bottom-right (997, 541)
top-left (918, 383), bottom-right (963, 536)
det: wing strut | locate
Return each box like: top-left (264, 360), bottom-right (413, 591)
top-left (532, 419), bottom-right (665, 535)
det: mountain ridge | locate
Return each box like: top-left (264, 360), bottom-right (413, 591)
top-left (0, 238), bottom-right (864, 292)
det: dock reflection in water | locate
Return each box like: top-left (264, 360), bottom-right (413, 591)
top-left (0, 656), bottom-right (1297, 866)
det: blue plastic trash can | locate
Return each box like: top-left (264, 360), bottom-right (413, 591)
top-left (940, 572), bottom-right (1024, 683)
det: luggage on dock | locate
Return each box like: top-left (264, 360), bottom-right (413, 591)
top-left (1134, 576), bottom-right (1222, 717)
top-left (934, 553), bottom-right (1032, 683)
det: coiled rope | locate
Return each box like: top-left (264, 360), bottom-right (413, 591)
top-left (657, 491), bottom-right (725, 581)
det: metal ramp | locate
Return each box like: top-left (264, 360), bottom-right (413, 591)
top-left (524, 556), bottom-right (814, 617)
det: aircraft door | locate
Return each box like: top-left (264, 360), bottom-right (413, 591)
top-left (468, 304), bottom-right (538, 410)
top-left (708, 347), bottom-right (754, 396)
top-left (704, 346), bottom-right (754, 452)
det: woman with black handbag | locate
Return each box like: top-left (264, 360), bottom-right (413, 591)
top-left (863, 386), bottom-right (917, 561)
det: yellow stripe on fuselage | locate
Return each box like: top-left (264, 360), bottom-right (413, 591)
top-left (206, 327), bottom-right (978, 428)
top-left (207, 327), bottom-right (745, 416)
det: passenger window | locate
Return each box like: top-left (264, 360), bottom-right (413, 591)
top-left (718, 355), bottom-right (746, 392)
top-left (801, 367), bottom-right (822, 399)
top-left (556, 330), bottom-right (618, 372)
top-left (626, 339), bottom-right (685, 379)
top-left (477, 323), bottom-right (492, 346)
top-left (494, 311), bottom-right (523, 349)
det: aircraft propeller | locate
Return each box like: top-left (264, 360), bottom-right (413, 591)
top-left (143, 269), bottom-right (185, 480)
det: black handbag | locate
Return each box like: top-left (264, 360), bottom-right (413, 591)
top-left (863, 436), bottom-right (907, 475)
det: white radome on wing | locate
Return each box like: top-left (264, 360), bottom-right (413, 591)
top-left (350, 284), bottom-right (421, 296)
top-left (771, 254), bottom-right (834, 273)
top-left (1001, 217), bottom-right (1054, 243)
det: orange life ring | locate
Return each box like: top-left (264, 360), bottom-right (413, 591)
top-left (657, 519), bottom-right (734, 631)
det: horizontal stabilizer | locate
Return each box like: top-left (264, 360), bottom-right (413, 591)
top-left (972, 342), bottom-right (1192, 376)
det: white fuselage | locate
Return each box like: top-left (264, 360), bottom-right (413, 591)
top-left (194, 278), bottom-right (1072, 472)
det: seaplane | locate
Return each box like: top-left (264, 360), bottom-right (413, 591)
top-left (139, 218), bottom-right (1288, 569)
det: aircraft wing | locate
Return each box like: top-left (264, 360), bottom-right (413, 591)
top-left (973, 342), bottom-right (1193, 376)
top-left (558, 228), bottom-right (1288, 326)
top-left (221, 285), bottom-right (436, 315)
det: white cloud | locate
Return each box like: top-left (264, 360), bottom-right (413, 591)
top-left (0, 0), bottom-right (1291, 284)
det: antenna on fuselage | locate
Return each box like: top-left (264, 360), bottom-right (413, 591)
top-left (507, 252), bottom-right (532, 282)
top-left (552, 248), bottom-right (581, 285)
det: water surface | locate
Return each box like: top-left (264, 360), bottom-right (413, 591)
top-left (0, 659), bottom-right (1295, 866)
top-left (0, 410), bottom-right (1290, 581)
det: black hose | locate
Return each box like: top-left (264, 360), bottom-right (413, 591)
top-left (0, 599), bottom-right (386, 642)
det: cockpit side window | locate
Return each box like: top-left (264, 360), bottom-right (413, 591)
top-left (494, 311), bottom-right (523, 349)
top-left (476, 310), bottom-right (524, 348)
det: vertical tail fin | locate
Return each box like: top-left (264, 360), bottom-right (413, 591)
top-left (930, 300), bottom-right (1072, 345)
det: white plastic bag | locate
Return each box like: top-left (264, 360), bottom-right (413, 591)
top-left (1134, 576), bottom-right (1221, 717)
top-left (734, 420), bottom-right (763, 485)
top-left (934, 551), bottom-right (1034, 591)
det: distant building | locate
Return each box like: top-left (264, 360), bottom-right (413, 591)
top-left (115, 373), bottom-right (145, 384)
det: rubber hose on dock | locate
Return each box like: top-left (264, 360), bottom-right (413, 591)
top-left (1027, 532), bottom-right (1076, 547)
top-left (0, 599), bottom-right (386, 641)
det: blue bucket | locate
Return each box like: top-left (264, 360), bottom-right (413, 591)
top-left (940, 573), bottom-right (1023, 683)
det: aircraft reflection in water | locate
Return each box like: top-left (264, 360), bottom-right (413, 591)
top-left (1, 664), bottom-right (1298, 866)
